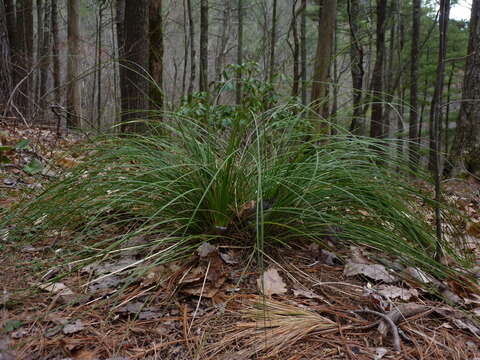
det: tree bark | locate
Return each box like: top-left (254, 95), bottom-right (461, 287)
top-left (0, 1), bottom-right (12, 108)
top-left (38, 0), bottom-right (51, 123)
top-left (369, 0), bottom-right (387, 139)
top-left (445, 0), bottom-right (480, 177)
top-left (66, 0), bottom-right (80, 128)
top-left (119, 0), bottom-right (149, 132)
top-left (214, 1), bottom-right (231, 84)
top-left (149, 0), bottom-right (163, 110)
top-left (347, 0), bottom-right (365, 135)
top-left (428, 0), bottom-right (450, 171)
top-left (311, 0), bottom-right (337, 132)
top-left (15, 0), bottom-right (33, 118)
top-left (51, 0), bottom-right (60, 105)
top-left (291, 0), bottom-right (300, 98)
top-left (408, 0), bottom-right (421, 169)
top-left (268, 0), bottom-right (278, 83)
top-left (236, 0), bottom-right (243, 105)
top-left (186, 0), bottom-right (195, 98)
top-left (300, 0), bottom-right (307, 106)
top-left (199, 0), bottom-right (208, 93)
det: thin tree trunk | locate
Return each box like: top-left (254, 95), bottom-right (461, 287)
top-left (311, 0), bottom-right (337, 132)
top-left (149, 0), bottom-right (163, 110)
top-left (215, 1), bottom-right (230, 83)
top-left (38, 0), bottom-right (51, 123)
top-left (444, 63), bottom-right (455, 154)
top-left (51, 0), bottom-right (60, 105)
top-left (347, 0), bottom-right (365, 135)
top-left (66, 0), bottom-right (80, 128)
top-left (16, 0), bottom-right (33, 119)
top-left (115, 0), bottom-right (125, 122)
top-left (291, 0), bottom-right (300, 98)
top-left (199, 0), bottom-right (208, 93)
top-left (300, 0), bottom-right (307, 106)
top-left (430, 0), bottom-right (450, 257)
top-left (236, 0), bottom-right (243, 105)
top-left (181, 0), bottom-right (188, 99)
top-left (428, 0), bottom-right (450, 171)
top-left (186, 0), bottom-right (195, 98)
top-left (268, 0), bottom-right (278, 83)
top-left (369, 0), bottom-right (387, 138)
top-left (408, 0), bottom-right (421, 169)
top-left (0, 1), bottom-right (12, 108)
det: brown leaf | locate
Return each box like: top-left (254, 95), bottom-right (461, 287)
top-left (257, 267), bottom-right (287, 297)
top-left (376, 285), bottom-right (418, 301)
top-left (344, 262), bottom-right (398, 283)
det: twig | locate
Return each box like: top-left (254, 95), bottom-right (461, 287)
top-left (353, 309), bottom-right (401, 352)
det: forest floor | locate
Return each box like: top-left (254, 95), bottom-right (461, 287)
top-left (1, 124), bottom-right (480, 360)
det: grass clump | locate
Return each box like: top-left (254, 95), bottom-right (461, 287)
top-left (4, 104), bottom-right (464, 281)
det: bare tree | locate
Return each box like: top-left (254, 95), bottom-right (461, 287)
top-left (311, 0), bottom-right (337, 131)
top-left (199, 0), bottom-right (208, 93)
top-left (149, 0), bottom-right (163, 110)
top-left (119, 0), bottom-right (149, 132)
top-left (236, 0), bottom-right (243, 105)
top-left (445, 0), bottom-right (480, 177)
top-left (408, 0), bottom-right (421, 169)
top-left (51, 0), bottom-right (60, 105)
top-left (268, 0), bottom-right (278, 83)
top-left (0, 0), bottom-right (12, 107)
top-left (66, 0), bottom-right (80, 128)
top-left (369, 0), bottom-right (387, 138)
top-left (186, 0), bottom-right (195, 97)
top-left (347, 0), bottom-right (365, 135)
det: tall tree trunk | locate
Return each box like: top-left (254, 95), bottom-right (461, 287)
top-left (181, 0), bottom-right (188, 99)
top-left (215, 1), bottom-right (231, 83)
top-left (116, 0), bottom-right (125, 122)
top-left (199, 0), bottom-right (208, 93)
top-left (268, 0), bottom-right (278, 83)
top-left (300, 0), bottom-right (307, 106)
top-left (445, 0), bottom-right (480, 177)
top-left (430, 0), bottom-right (450, 257)
top-left (186, 0), bottom-right (195, 98)
top-left (347, 0), bottom-right (365, 135)
top-left (15, 0), bottom-right (33, 119)
top-left (369, 0), bottom-right (387, 138)
top-left (149, 0), bottom-right (163, 110)
top-left (311, 0), bottom-right (337, 132)
top-left (428, 0), bottom-right (450, 171)
top-left (291, 0), bottom-right (300, 98)
top-left (51, 0), bottom-right (60, 105)
top-left (66, 0), bottom-right (80, 128)
top-left (444, 63), bottom-right (455, 154)
top-left (119, 0), bottom-right (149, 132)
top-left (236, 0), bottom-right (243, 105)
top-left (35, 0), bottom-right (43, 106)
top-left (408, 0), bottom-right (421, 169)
top-left (38, 0), bottom-right (51, 123)
top-left (0, 1), bottom-right (12, 108)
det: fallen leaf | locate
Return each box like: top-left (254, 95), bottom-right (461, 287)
top-left (293, 288), bottom-right (324, 300)
top-left (376, 285), bottom-right (418, 301)
top-left (257, 267), bottom-right (287, 296)
top-left (63, 319), bottom-right (84, 335)
top-left (219, 251), bottom-right (238, 265)
top-left (197, 242), bottom-right (217, 258)
top-left (373, 347), bottom-right (389, 360)
top-left (344, 262), bottom-right (398, 283)
top-left (37, 282), bottom-right (74, 296)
